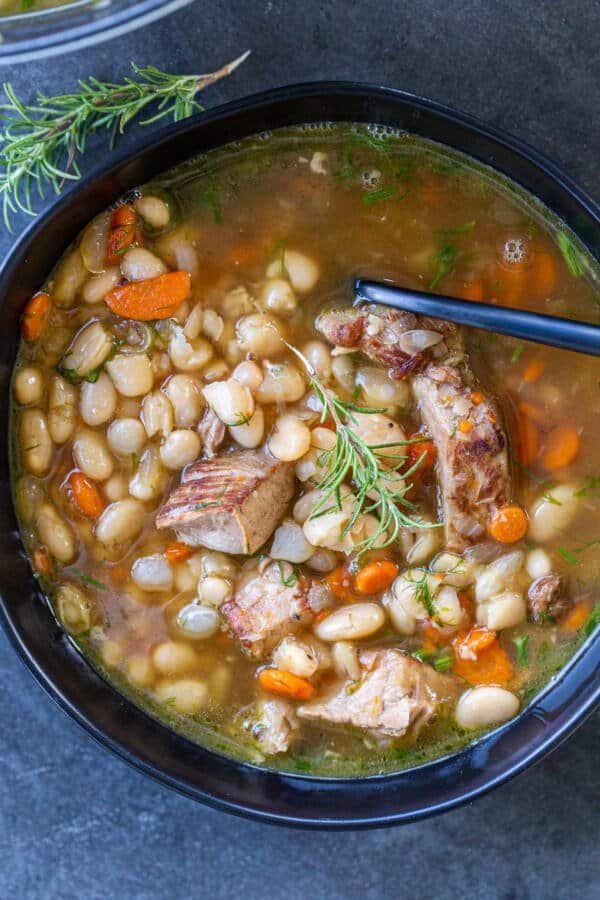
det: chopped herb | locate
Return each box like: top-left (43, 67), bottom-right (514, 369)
top-left (538, 640), bottom-right (549, 661)
top-left (407, 568), bottom-right (436, 617)
top-left (557, 546), bottom-right (579, 566)
top-left (429, 243), bottom-right (461, 290)
top-left (277, 561), bottom-right (299, 587)
top-left (426, 159), bottom-right (463, 174)
top-left (511, 343), bottom-right (525, 363)
top-left (513, 634), bottom-right (529, 667)
top-left (556, 232), bottom-right (587, 278)
top-left (348, 131), bottom-right (392, 154)
top-left (433, 655), bottom-right (453, 672)
top-left (439, 220), bottom-right (476, 236)
top-left (412, 648), bottom-right (434, 662)
top-left (292, 759), bottom-right (313, 772)
top-left (574, 477), bottom-right (600, 498)
top-left (70, 569), bottom-right (108, 591)
top-left (557, 539), bottom-right (600, 566)
top-left (583, 602), bottom-right (600, 637)
top-left (362, 185), bottom-right (395, 205)
top-left (541, 491), bottom-right (562, 506)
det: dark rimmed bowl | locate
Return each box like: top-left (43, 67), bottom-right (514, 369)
top-left (1, 83), bottom-right (598, 828)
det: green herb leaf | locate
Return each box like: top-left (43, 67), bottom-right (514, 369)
top-left (430, 243), bottom-right (461, 290)
top-left (362, 185), bottom-right (395, 205)
top-left (511, 343), bottom-right (525, 363)
top-left (439, 220), bottom-right (476, 236)
top-left (70, 568), bottom-right (108, 591)
top-left (556, 232), bottom-right (587, 278)
top-left (513, 634), bottom-right (529, 668)
top-left (583, 602), bottom-right (600, 637)
top-left (433, 655), bottom-right (453, 672)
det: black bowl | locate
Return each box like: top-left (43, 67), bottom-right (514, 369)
top-left (1, 83), bottom-right (598, 828)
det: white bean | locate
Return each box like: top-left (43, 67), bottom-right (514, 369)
top-left (73, 428), bottom-right (114, 481)
top-left (107, 418), bottom-right (146, 456)
top-left (152, 640), bottom-right (198, 676)
top-left (134, 195), bottom-right (170, 229)
top-left (356, 366), bottom-right (410, 408)
top-left (456, 686), bottom-right (519, 729)
top-left (120, 247), bottom-right (166, 282)
top-left (528, 483), bottom-right (580, 543)
top-left (129, 445), bottom-right (166, 501)
top-left (163, 375), bottom-right (203, 427)
top-left (198, 576), bottom-right (232, 608)
top-left (80, 372), bottom-right (117, 426)
top-left (106, 353), bottom-right (154, 397)
top-left (229, 407), bottom-right (265, 448)
top-left (132, 554), bottom-right (173, 592)
top-left (80, 212), bottom-right (111, 274)
top-left (270, 519), bottom-right (315, 563)
top-left (47, 375), bottom-right (77, 445)
top-left (272, 635), bottom-right (329, 679)
top-left (314, 602), bottom-right (385, 642)
top-left (36, 503), bottom-right (76, 563)
top-left (306, 549), bottom-right (339, 573)
top-left (126, 656), bottom-right (156, 689)
top-left (52, 248), bottom-right (87, 308)
top-left (140, 390), bottom-right (174, 439)
top-left (95, 498), bottom-right (145, 547)
top-left (56, 583), bottom-right (92, 634)
top-left (196, 551), bottom-right (238, 580)
top-left (236, 313), bottom-right (284, 357)
top-left (352, 412), bottom-right (405, 466)
top-left (383, 587), bottom-right (417, 635)
top-left (405, 526), bottom-right (441, 566)
top-left (430, 552), bottom-right (475, 588)
top-left (331, 354), bottom-right (355, 392)
top-left (103, 472), bottom-right (129, 502)
top-left (259, 278), bottom-right (297, 317)
top-left (268, 415), bottom-right (311, 461)
top-left (168, 325), bottom-right (213, 372)
top-left (232, 360), bottom-right (263, 392)
top-left (267, 249), bottom-right (319, 293)
top-left (176, 603), bottom-right (220, 639)
top-left (20, 409), bottom-right (53, 476)
top-left (155, 678), bottom-right (207, 714)
top-left (433, 585), bottom-right (464, 626)
top-left (159, 429), bottom-right (201, 470)
top-left (293, 489), bottom-right (324, 524)
top-left (332, 641), bottom-right (361, 680)
top-left (82, 268), bottom-right (120, 305)
top-left (475, 551), bottom-right (524, 603)
top-left (301, 340), bottom-right (332, 380)
top-left (256, 360), bottom-right (305, 404)
top-left (478, 590), bottom-right (526, 631)
top-left (526, 548), bottom-right (552, 580)
top-left (14, 367), bottom-right (44, 406)
top-left (203, 379), bottom-right (254, 426)
top-left (221, 285), bottom-right (253, 318)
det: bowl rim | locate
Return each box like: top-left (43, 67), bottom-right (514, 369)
top-left (1, 80), bottom-right (599, 828)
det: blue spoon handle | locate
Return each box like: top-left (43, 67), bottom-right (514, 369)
top-left (354, 279), bottom-right (600, 356)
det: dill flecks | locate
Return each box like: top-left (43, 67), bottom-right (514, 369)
top-left (429, 243), bottom-right (461, 290)
top-left (285, 343), bottom-right (435, 553)
top-left (0, 52), bottom-right (249, 230)
top-left (556, 231), bottom-right (587, 278)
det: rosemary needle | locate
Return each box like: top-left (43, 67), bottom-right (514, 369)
top-left (286, 342), bottom-right (436, 553)
top-left (0, 51), bottom-right (250, 231)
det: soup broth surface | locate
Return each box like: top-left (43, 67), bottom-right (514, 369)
top-left (10, 124), bottom-right (600, 776)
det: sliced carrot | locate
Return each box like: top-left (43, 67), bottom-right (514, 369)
top-left (458, 590), bottom-right (475, 620)
top-left (68, 471), bottom-right (105, 518)
top-left (164, 541), bottom-right (193, 564)
top-left (523, 359), bottom-right (545, 383)
top-left (518, 400), bottom-right (548, 426)
top-left (258, 668), bottom-right (315, 701)
top-left (355, 559), bottom-right (399, 595)
top-left (457, 419), bottom-right (472, 434)
top-left (422, 623), bottom-right (449, 649)
top-left (229, 242), bottom-right (263, 267)
top-left (110, 564), bottom-right (129, 586)
top-left (32, 547), bottom-right (52, 575)
top-left (407, 435), bottom-right (436, 472)
top-left (540, 425), bottom-right (580, 471)
top-left (22, 292), bottom-right (51, 342)
top-left (561, 600), bottom-right (591, 633)
top-left (495, 263), bottom-right (528, 307)
top-left (453, 636), bottom-right (512, 686)
top-left (517, 414), bottom-right (539, 466)
top-left (105, 271), bottom-right (191, 321)
top-left (326, 565), bottom-right (356, 602)
top-left (488, 505), bottom-right (528, 543)
top-left (455, 626), bottom-right (498, 658)
top-left (531, 248), bottom-right (557, 298)
top-left (458, 280), bottom-right (484, 302)
top-left (470, 390), bottom-right (485, 405)
top-left (107, 204), bottom-right (139, 264)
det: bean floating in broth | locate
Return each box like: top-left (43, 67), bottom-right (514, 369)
top-left (10, 124), bottom-right (600, 776)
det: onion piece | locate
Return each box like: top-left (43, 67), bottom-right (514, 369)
top-left (398, 329), bottom-right (444, 355)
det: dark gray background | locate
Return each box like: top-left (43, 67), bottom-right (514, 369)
top-left (1, 2), bottom-right (598, 898)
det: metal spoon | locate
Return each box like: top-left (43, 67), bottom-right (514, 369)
top-left (354, 279), bottom-right (600, 356)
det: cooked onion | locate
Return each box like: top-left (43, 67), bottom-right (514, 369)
top-left (398, 329), bottom-right (444, 355)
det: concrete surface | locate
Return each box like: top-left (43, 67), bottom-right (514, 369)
top-left (0, 1), bottom-right (598, 898)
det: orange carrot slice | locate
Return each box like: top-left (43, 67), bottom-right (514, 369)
top-left (258, 668), bottom-right (315, 701)
top-left (32, 547), bottom-right (52, 575)
top-left (106, 205), bottom-right (139, 264)
top-left (326, 565), bottom-right (356, 602)
top-left (561, 600), bottom-right (591, 633)
top-left (164, 542), bottom-right (193, 563)
top-left (453, 636), bottom-right (512, 685)
top-left (355, 559), bottom-right (399, 595)
top-left (407, 434), bottom-right (436, 471)
top-left (68, 471), bottom-right (105, 518)
top-left (459, 280), bottom-right (484, 302)
top-left (105, 271), bottom-right (191, 321)
top-left (531, 248), bottom-right (557, 298)
top-left (22, 293), bottom-right (51, 342)
top-left (540, 425), bottom-right (580, 471)
top-left (523, 359), bottom-right (545, 383)
top-left (488, 505), bottom-right (528, 543)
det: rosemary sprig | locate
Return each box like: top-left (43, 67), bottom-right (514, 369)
top-left (0, 52), bottom-right (249, 230)
top-left (286, 342), bottom-right (435, 553)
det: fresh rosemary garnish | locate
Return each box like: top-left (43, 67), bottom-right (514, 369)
top-left (286, 343), bottom-right (435, 553)
top-left (0, 52), bottom-right (249, 229)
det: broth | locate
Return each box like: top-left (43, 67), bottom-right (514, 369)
top-left (10, 124), bottom-right (600, 776)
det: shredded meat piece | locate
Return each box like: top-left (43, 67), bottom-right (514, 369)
top-left (318, 304), bottom-right (511, 550)
top-left (155, 450), bottom-right (295, 554)
top-left (298, 648), bottom-right (459, 738)
top-left (252, 699), bottom-right (299, 755)
top-left (198, 407), bottom-right (226, 458)
top-left (222, 561), bottom-right (313, 659)
top-left (527, 574), bottom-right (571, 622)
